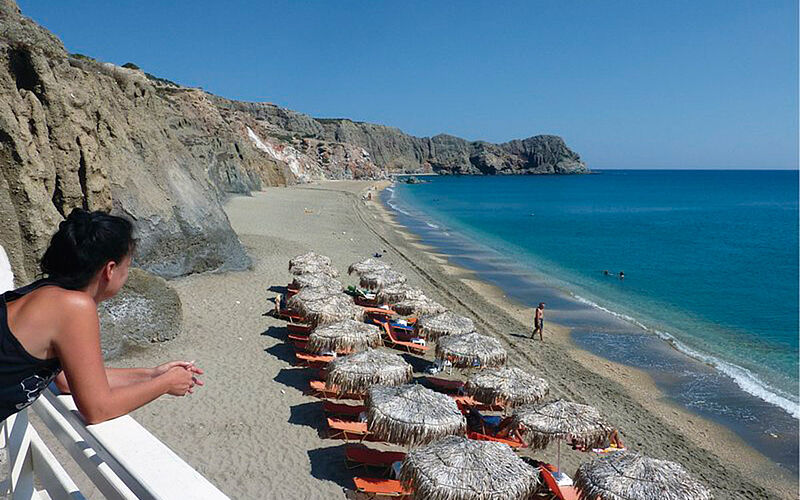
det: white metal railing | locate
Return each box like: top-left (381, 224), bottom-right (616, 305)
top-left (1, 388), bottom-right (229, 500)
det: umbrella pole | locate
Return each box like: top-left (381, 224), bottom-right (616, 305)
top-left (556, 440), bottom-right (562, 474)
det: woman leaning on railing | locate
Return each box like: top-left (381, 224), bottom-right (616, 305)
top-left (0, 209), bottom-right (202, 425)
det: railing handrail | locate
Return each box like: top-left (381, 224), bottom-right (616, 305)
top-left (3, 388), bottom-right (229, 500)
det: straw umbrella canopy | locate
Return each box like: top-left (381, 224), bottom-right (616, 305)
top-left (327, 349), bottom-right (413, 394)
top-left (348, 257), bottom-right (392, 276)
top-left (510, 400), bottom-right (614, 450)
top-left (286, 286), bottom-right (340, 311)
top-left (290, 273), bottom-right (342, 291)
top-left (306, 319), bottom-right (382, 354)
top-left (399, 435), bottom-right (540, 500)
top-left (359, 269), bottom-right (407, 290)
top-left (291, 293), bottom-right (364, 327)
top-left (366, 384), bottom-right (466, 446)
top-left (376, 284), bottom-right (426, 305)
top-left (289, 251), bottom-right (331, 270)
top-left (465, 367), bottom-right (549, 408)
top-left (435, 332), bottom-right (507, 369)
top-left (289, 260), bottom-right (340, 278)
top-left (574, 451), bottom-right (713, 500)
top-left (394, 296), bottom-right (447, 317)
top-left (416, 311), bottom-right (475, 342)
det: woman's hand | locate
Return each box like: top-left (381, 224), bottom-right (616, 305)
top-left (162, 366), bottom-right (200, 396)
top-left (152, 360), bottom-right (204, 378)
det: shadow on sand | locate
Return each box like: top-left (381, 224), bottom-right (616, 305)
top-left (265, 343), bottom-right (296, 364)
top-left (261, 325), bottom-right (288, 341)
top-left (274, 367), bottom-right (311, 393)
top-left (308, 445), bottom-right (353, 490)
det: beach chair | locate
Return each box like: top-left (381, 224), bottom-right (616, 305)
top-left (287, 323), bottom-right (312, 335)
top-left (376, 320), bottom-right (428, 355)
top-left (345, 444), bottom-right (406, 470)
top-left (451, 394), bottom-right (503, 412)
top-left (352, 477), bottom-right (411, 498)
top-left (322, 400), bottom-right (366, 418)
top-left (424, 376), bottom-right (464, 394)
top-left (288, 333), bottom-right (308, 351)
top-left (278, 308), bottom-right (306, 323)
top-left (362, 306), bottom-right (397, 318)
top-left (538, 466), bottom-right (579, 500)
top-left (466, 431), bottom-right (525, 449)
top-left (327, 418), bottom-right (371, 441)
top-left (295, 352), bottom-right (334, 367)
top-left (309, 380), bottom-right (365, 400)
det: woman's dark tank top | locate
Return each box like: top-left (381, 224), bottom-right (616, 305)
top-left (0, 280), bottom-right (62, 422)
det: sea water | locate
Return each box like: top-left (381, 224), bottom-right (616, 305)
top-left (384, 170), bottom-right (799, 472)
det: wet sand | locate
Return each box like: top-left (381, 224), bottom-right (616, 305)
top-left (117, 181), bottom-right (796, 499)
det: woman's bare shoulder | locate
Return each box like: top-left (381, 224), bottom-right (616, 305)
top-left (25, 286), bottom-right (96, 315)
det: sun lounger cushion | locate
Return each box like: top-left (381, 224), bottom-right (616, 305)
top-left (353, 477), bottom-right (411, 496)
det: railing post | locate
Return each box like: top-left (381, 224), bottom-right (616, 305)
top-left (5, 411), bottom-right (35, 499)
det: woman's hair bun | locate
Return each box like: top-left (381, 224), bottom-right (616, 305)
top-left (40, 209), bottom-right (136, 290)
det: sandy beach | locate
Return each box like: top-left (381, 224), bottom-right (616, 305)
top-left (114, 181), bottom-right (796, 499)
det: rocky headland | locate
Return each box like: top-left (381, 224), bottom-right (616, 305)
top-left (0, 0), bottom-right (585, 352)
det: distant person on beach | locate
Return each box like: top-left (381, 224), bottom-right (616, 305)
top-left (0, 209), bottom-right (202, 424)
top-left (532, 302), bottom-right (545, 340)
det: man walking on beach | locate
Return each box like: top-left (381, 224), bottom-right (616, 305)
top-left (532, 302), bottom-right (545, 340)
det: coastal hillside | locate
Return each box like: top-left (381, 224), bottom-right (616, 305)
top-left (0, 0), bottom-right (586, 283)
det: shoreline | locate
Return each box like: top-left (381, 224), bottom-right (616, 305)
top-left (115, 180), bottom-right (794, 499)
top-left (363, 181), bottom-right (797, 497)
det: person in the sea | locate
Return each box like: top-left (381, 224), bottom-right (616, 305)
top-left (618, 271), bottom-right (625, 280)
top-left (532, 302), bottom-right (545, 340)
top-left (0, 209), bottom-right (203, 425)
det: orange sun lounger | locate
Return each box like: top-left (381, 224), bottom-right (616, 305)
top-left (288, 334), bottom-right (308, 350)
top-left (309, 380), bottom-right (365, 400)
top-left (424, 376), bottom-right (465, 394)
top-left (278, 309), bottom-right (306, 323)
top-left (322, 400), bottom-right (366, 417)
top-left (287, 323), bottom-right (312, 335)
top-left (345, 444), bottom-right (406, 469)
top-left (295, 352), bottom-right (334, 367)
top-left (466, 431), bottom-right (525, 449)
top-left (539, 466), bottom-right (579, 500)
top-left (377, 321), bottom-right (428, 355)
top-left (451, 394), bottom-right (503, 412)
top-left (327, 418), bottom-right (371, 441)
top-left (352, 477), bottom-right (411, 498)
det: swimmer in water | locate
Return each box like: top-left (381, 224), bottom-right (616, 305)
top-left (619, 271), bottom-right (625, 280)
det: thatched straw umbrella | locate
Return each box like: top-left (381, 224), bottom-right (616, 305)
top-left (366, 384), bottom-right (466, 447)
top-left (435, 332), bottom-right (507, 369)
top-left (394, 296), bottom-right (447, 317)
top-left (290, 273), bottom-right (342, 291)
top-left (291, 293), bottom-right (364, 327)
top-left (511, 400), bottom-right (615, 472)
top-left (327, 349), bottom-right (413, 394)
top-left (348, 257), bottom-right (392, 276)
top-left (376, 284), bottom-right (426, 305)
top-left (416, 311), bottom-right (475, 342)
top-left (574, 451), bottom-right (713, 500)
top-left (465, 367), bottom-right (549, 408)
top-left (289, 260), bottom-right (339, 278)
top-left (359, 269), bottom-right (407, 290)
top-left (399, 435), bottom-right (540, 500)
top-left (289, 251), bottom-right (331, 269)
top-left (306, 319), bottom-right (382, 354)
top-left (286, 286), bottom-right (340, 311)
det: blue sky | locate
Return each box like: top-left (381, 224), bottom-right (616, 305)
top-left (18, 1), bottom-right (799, 169)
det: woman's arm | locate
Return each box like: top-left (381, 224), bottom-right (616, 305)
top-left (53, 296), bottom-right (196, 424)
top-left (54, 363), bottom-right (203, 394)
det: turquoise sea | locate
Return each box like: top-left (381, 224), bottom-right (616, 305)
top-left (384, 170), bottom-right (799, 471)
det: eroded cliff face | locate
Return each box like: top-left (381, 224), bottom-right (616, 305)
top-left (218, 99), bottom-right (587, 175)
top-left (0, 0), bottom-right (586, 284)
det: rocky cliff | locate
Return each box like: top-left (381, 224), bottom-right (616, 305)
top-left (0, 0), bottom-right (586, 285)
